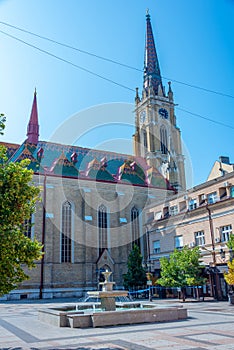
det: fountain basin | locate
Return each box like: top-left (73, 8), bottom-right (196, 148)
top-left (38, 303), bottom-right (187, 328)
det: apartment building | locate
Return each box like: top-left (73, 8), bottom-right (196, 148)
top-left (145, 171), bottom-right (234, 300)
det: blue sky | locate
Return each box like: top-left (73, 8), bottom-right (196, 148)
top-left (0, 0), bottom-right (234, 187)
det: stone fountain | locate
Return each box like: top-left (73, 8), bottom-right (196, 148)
top-left (87, 270), bottom-right (128, 311)
top-left (38, 270), bottom-right (188, 328)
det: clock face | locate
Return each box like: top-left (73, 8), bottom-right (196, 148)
top-left (140, 110), bottom-right (146, 123)
top-left (158, 108), bottom-right (169, 119)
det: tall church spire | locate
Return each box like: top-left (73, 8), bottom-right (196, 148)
top-left (133, 12), bottom-right (186, 191)
top-left (144, 10), bottom-right (163, 95)
top-left (27, 89), bottom-right (39, 144)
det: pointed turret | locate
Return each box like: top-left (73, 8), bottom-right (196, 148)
top-left (143, 10), bottom-right (163, 96)
top-left (27, 89), bottom-right (39, 144)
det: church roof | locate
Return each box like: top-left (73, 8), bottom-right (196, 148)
top-left (2, 139), bottom-right (173, 190)
top-left (0, 142), bottom-right (20, 158)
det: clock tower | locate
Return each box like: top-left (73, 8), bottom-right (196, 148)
top-left (133, 12), bottom-right (186, 191)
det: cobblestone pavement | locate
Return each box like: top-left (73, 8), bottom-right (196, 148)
top-left (0, 298), bottom-right (234, 350)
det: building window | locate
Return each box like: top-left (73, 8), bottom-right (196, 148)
top-left (24, 215), bottom-right (33, 239)
top-left (131, 207), bottom-right (140, 247)
top-left (220, 225), bottom-right (232, 242)
top-left (194, 231), bottom-right (205, 246)
top-left (153, 240), bottom-right (160, 254)
top-left (175, 236), bottom-right (183, 249)
top-left (160, 126), bottom-right (168, 154)
top-left (150, 132), bottom-right (155, 152)
top-left (231, 186), bottom-right (234, 198)
top-left (61, 201), bottom-right (72, 263)
top-left (98, 204), bottom-right (108, 255)
top-left (163, 206), bottom-right (169, 218)
top-left (189, 199), bottom-right (197, 210)
top-left (207, 192), bottom-right (218, 204)
top-left (143, 129), bottom-right (148, 149)
top-left (170, 205), bottom-right (178, 216)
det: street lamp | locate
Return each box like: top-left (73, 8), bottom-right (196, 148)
top-left (220, 248), bottom-right (233, 262)
top-left (142, 260), bottom-right (154, 301)
top-left (205, 202), bottom-right (224, 300)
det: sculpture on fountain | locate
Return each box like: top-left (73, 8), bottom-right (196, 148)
top-left (87, 270), bottom-right (128, 311)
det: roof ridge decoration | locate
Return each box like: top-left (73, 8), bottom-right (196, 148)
top-left (85, 157), bottom-right (114, 182)
top-left (50, 151), bottom-right (79, 177)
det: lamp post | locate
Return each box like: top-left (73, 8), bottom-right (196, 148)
top-left (142, 260), bottom-right (153, 301)
top-left (205, 202), bottom-right (223, 300)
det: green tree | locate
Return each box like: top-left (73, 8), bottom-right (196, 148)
top-left (227, 233), bottom-right (234, 250)
top-left (123, 244), bottom-right (147, 290)
top-left (0, 114), bottom-right (6, 135)
top-left (224, 234), bottom-right (234, 289)
top-left (0, 139), bottom-right (42, 296)
top-left (157, 246), bottom-right (206, 301)
top-left (224, 260), bottom-right (234, 286)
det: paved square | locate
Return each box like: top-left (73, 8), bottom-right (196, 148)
top-left (0, 299), bottom-right (234, 349)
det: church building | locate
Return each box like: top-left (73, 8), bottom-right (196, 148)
top-left (1, 13), bottom-right (185, 300)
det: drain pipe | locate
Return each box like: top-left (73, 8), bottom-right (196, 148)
top-left (39, 173), bottom-right (46, 299)
top-left (206, 203), bottom-right (222, 300)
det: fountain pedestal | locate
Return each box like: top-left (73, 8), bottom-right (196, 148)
top-left (87, 270), bottom-right (128, 311)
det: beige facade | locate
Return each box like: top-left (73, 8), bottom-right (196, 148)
top-left (207, 156), bottom-right (234, 181)
top-left (3, 169), bottom-right (172, 300)
top-left (145, 172), bottom-right (234, 299)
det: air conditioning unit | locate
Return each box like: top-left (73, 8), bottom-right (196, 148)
top-left (189, 242), bottom-right (195, 248)
top-left (215, 237), bottom-right (221, 243)
top-left (201, 194), bottom-right (207, 200)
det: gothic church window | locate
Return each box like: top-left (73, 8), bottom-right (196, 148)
top-left (150, 132), bottom-right (155, 152)
top-left (131, 207), bottom-right (140, 248)
top-left (160, 126), bottom-right (168, 154)
top-left (143, 129), bottom-right (148, 149)
top-left (61, 201), bottom-right (72, 263)
top-left (98, 204), bottom-right (108, 255)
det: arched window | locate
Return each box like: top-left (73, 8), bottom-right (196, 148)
top-left (98, 205), bottom-right (108, 255)
top-left (143, 129), bottom-right (148, 149)
top-left (61, 201), bottom-right (72, 263)
top-left (150, 132), bottom-right (155, 152)
top-left (131, 207), bottom-right (140, 248)
top-left (160, 126), bottom-right (168, 154)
